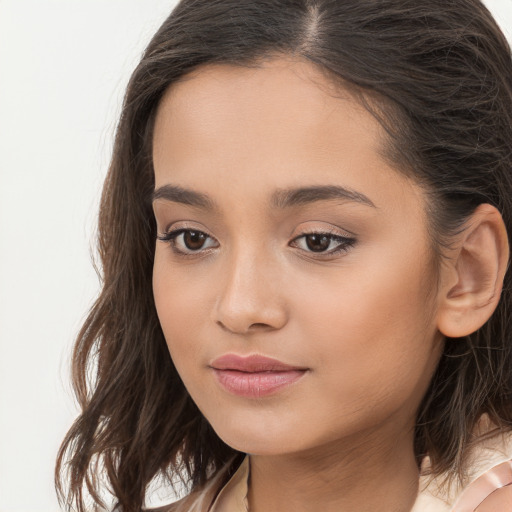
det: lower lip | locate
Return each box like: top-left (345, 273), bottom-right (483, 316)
top-left (212, 369), bottom-right (307, 398)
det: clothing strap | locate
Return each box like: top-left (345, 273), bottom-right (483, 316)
top-left (451, 459), bottom-right (512, 511)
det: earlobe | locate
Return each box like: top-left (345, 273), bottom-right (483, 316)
top-left (436, 204), bottom-right (509, 338)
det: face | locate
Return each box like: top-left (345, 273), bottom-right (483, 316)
top-left (152, 56), bottom-right (444, 457)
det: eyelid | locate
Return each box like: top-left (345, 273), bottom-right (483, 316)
top-left (289, 230), bottom-right (357, 257)
top-left (157, 228), bottom-right (216, 243)
top-left (158, 219), bottom-right (211, 234)
top-left (156, 223), bottom-right (219, 257)
top-left (291, 222), bottom-right (356, 238)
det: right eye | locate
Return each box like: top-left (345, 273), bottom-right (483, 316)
top-left (157, 229), bottom-right (218, 255)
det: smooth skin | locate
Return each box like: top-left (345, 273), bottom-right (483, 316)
top-left (152, 56), bottom-right (508, 512)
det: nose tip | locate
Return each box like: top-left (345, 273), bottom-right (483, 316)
top-left (212, 263), bottom-right (289, 335)
top-left (215, 297), bottom-right (288, 335)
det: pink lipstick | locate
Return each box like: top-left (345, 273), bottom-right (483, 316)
top-left (210, 354), bottom-right (308, 398)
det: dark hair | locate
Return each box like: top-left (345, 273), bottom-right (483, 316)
top-left (56, 1), bottom-right (512, 511)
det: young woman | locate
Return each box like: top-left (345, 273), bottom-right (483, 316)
top-left (56, 1), bottom-right (512, 511)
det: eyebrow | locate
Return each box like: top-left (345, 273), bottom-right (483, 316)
top-left (270, 185), bottom-right (376, 209)
top-left (152, 184), bottom-right (376, 210)
top-left (152, 184), bottom-right (215, 210)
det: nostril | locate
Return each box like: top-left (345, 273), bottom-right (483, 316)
top-left (216, 319), bottom-right (276, 334)
top-left (250, 323), bottom-right (271, 329)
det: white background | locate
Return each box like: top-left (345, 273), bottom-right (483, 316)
top-left (0, 1), bottom-right (511, 511)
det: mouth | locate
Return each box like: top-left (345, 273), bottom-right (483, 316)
top-left (209, 354), bottom-right (309, 398)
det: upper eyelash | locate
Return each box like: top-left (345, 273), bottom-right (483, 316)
top-left (290, 231), bottom-right (356, 256)
top-left (156, 228), bottom-right (199, 243)
top-left (156, 228), bottom-right (218, 254)
top-left (156, 228), bottom-right (356, 257)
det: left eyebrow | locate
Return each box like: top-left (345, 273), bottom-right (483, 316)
top-left (270, 185), bottom-right (376, 209)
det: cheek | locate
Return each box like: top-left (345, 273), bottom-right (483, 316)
top-left (152, 251), bottom-right (210, 363)
top-left (293, 245), bottom-right (439, 411)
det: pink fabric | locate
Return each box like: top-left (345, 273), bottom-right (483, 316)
top-left (451, 459), bottom-right (512, 511)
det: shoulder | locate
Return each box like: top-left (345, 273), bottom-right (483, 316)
top-left (144, 456), bottom-right (246, 512)
top-left (474, 484), bottom-right (512, 511)
top-left (146, 505), bottom-right (178, 512)
top-left (145, 500), bottom-right (182, 512)
top-left (451, 448), bottom-right (512, 510)
top-left (416, 423), bottom-right (512, 511)
top-left (144, 469), bottom-right (230, 512)
top-left (144, 492), bottom-right (203, 512)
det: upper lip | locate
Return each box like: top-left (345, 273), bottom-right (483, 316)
top-left (210, 354), bottom-right (308, 372)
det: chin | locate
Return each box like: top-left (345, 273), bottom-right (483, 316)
top-left (218, 434), bottom-right (296, 456)
top-left (206, 415), bottom-right (313, 456)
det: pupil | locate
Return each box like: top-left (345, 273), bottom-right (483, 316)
top-left (306, 234), bottom-right (330, 252)
top-left (184, 231), bottom-right (206, 250)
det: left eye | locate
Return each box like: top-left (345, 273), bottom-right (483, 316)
top-left (291, 233), bottom-right (356, 254)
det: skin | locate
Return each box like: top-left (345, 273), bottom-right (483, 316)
top-left (476, 486), bottom-right (512, 511)
top-left (152, 56), bottom-right (449, 511)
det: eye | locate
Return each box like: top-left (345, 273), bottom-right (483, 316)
top-left (157, 228), bottom-right (218, 255)
top-left (290, 231), bottom-right (356, 256)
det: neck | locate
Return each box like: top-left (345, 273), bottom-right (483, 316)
top-left (247, 425), bottom-right (420, 512)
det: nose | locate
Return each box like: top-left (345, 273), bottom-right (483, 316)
top-left (213, 249), bottom-right (289, 335)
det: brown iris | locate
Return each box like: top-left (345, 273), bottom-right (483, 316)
top-left (305, 234), bottom-right (331, 252)
top-left (183, 230), bottom-right (208, 250)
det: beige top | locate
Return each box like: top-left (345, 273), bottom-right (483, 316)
top-left (162, 428), bottom-right (512, 512)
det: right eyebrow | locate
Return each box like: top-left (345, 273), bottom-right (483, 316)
top-left (152, 184), bottom-right (218, 211)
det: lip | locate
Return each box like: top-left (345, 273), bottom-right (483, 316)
top-left (209, 354), bottom-right (308, 398)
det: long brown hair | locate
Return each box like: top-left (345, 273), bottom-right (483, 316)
top-left (56, 1), bottom-right (512, 510)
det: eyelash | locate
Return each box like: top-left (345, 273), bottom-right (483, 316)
top-left (157, 228), bottom-right (356, 259)
top-left (157, 229), bottom-right (218, 257)
top-left (290, 230), bottom-right (356, 257)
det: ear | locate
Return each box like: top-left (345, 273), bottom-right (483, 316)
top-left (436, 204), bottom-right (509, 338)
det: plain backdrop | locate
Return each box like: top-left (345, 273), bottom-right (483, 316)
top-left (0, 1), bottom-right (511, 511)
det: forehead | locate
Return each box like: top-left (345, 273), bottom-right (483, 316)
top-left (153, 57), bottom-right (383, 163)
top-left (155, 56), bottom-right (360, 126)
top-left (152, 56), bottom-right (421, 214)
